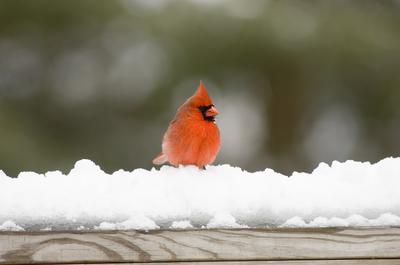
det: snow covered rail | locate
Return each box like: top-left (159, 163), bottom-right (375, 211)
top-left (2, 159), bottom-right (400, 264)
top-left (1, 227), bottom-right (400, 265)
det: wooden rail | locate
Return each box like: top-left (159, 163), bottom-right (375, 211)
top-left (0, 227), bottom-right (400, 264)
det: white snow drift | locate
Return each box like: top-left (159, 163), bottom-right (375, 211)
top-left (1, 158), bottom-right (400, 231)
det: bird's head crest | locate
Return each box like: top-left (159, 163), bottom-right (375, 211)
top-left (190, 80), bottom-right (213, 107)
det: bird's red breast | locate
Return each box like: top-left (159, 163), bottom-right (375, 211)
top-left (153, 81), bottom-right (221, 168)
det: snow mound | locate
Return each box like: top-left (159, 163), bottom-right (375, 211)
top-left (281, 213), bottom-right (400, 228)
top-left (1, 158), bottom-right (400, 231)
top-left (0, 220), bottom-right (24, 231)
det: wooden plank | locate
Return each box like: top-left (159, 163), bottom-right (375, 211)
top-left (0, 227), bottom-right (400, 264)
top-left (74, 261), bottom-right (400, 265)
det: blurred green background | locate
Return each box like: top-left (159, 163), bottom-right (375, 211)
top-left (1, 0), bottom-right (400, 176)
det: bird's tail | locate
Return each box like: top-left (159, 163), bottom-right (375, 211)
top-left (153, 152), bottom-right (168, 165)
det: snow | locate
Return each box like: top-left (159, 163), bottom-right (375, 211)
top-left (281, 213), bottom-right (400, 228)
top-left (0, 157), bottom-right (400, 231)
top-left (206, 212), bottom-right (248, 228)
top-left (96, 215), bottom-right (159, 230)
top-left (171, 220), bottom-right (193, 229)
top-left (0, 220), bottom-right (24, 231)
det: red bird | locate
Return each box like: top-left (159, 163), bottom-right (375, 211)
top-left (153, 81), bottom-right (221, 169)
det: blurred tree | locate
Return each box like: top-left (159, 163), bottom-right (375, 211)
top-left (0, 0), bottom-right (400, 176)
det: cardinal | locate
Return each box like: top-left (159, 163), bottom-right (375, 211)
top-left (153, 81), bottom-right (221, 169)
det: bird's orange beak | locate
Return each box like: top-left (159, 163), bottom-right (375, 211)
top-left (205, 106), bottom-right (219, 117)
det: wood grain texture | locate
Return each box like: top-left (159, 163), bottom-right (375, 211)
top-left (0, 227), bottom-right (400, 264)
top-left (74, 261), bottom-right (400, 265)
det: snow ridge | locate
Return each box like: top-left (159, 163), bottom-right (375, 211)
top-left (1, 158), bottom-right (400, 230)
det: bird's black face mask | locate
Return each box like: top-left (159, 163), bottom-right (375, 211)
top-left (198, 104), bottom-right (216, 122)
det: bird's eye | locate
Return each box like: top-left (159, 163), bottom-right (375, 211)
top-left (198, 104), bottom-right (214, 113)
top-left (198, 106), bottom-right (207, 112)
